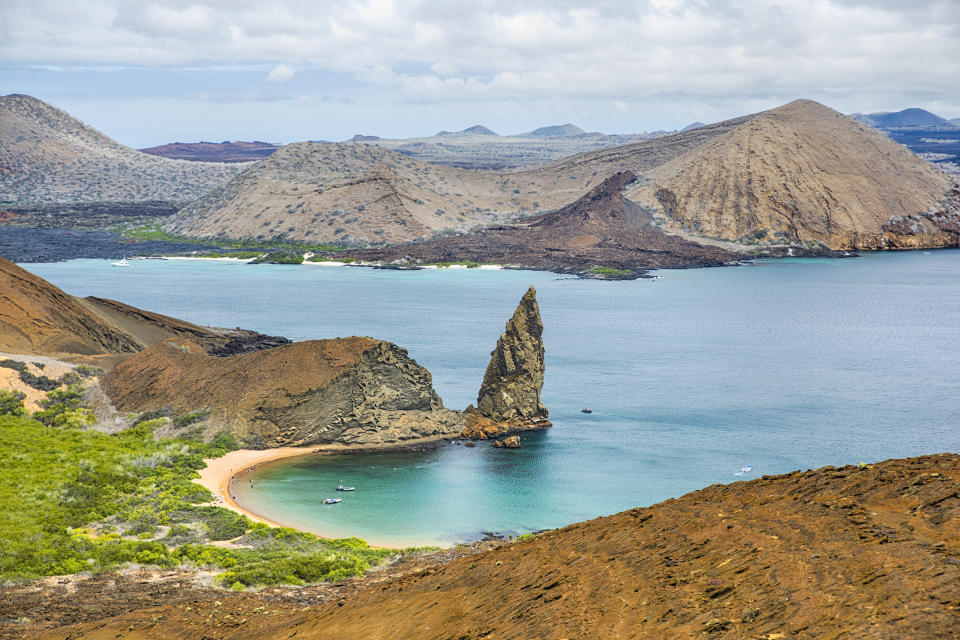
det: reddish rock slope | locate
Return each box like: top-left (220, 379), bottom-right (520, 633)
top-left (37, 454), bottom-right (960, 639)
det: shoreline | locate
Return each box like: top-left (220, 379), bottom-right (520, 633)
top-left (193, 436), bottom-right (456, 546)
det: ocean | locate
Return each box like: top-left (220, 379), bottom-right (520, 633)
top-left (21, 251), bottom-right (960, 546)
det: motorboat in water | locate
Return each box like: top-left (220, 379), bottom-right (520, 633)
top-left (112, 257), bottom-right (131, 267)
top-left (322, 498), bottom-right (342, 505)
top-left (580, 408), bottom-right (593, 414)
top-left (337, 485), bottom-right (355, 491)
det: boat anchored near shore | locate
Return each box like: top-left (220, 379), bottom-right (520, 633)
top-left (322, 498), bottom-right (342, 505)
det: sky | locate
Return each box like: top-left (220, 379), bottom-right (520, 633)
top-left (1, 0), bottom-right (958, 147)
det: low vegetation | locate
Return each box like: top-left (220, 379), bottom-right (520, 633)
top-left (586, 266), bottom-right (634, 278)
top-left (432, 260), bottom-right (482, 268)
top-left (249, 250), bottom-right (304, 265)
top-left (0, 384), bottom-right (409, 587)
top-left (119, 222), bottom-right (347, 255)
top-left (0, 358), bottom-right (81, 391)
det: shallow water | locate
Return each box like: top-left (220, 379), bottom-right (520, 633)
top-left (22, 252), bottom-right (960, 546)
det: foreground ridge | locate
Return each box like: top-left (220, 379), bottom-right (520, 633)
top-left (30, 454), bottom-right (960, 639)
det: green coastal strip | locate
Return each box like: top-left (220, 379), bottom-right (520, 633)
top-left (0, 389), bottom-right (426, 589)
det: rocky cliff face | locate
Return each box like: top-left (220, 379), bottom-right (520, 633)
top-left (101, 337), bottom-right (464, 447)
top-left (463, 286), bottom-right (550, 438)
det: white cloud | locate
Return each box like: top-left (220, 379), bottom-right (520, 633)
top-left (1, 0), bottom-right (958, 121)
top-left (266, 64), bottom-right (295, 83)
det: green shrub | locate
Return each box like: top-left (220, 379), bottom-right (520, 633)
top-left (586, 266), bottom-right (633, 278)
top-left (73, 365), bottom-right (102, 379)
top-left (33, 385), bottom-right (86, 425)
top-left (0, 359), bottom-right (27, 373)
top-left (174, 409), bottom-right (210, 429)
top-left (19, 370), bottom-right (60, 391)
top-left (51, 408), bottom-right (96, 429)
top-left (250, 250), bottom-right (304, 265)
top-left (0, 390), bottom-right (26, 416)
top-left (173, 506), bottom-right (250, 541)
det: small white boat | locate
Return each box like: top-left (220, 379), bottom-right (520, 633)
top-left (337, 485), bottom-right (355, 491)
top-left (323, 498), bottom-right (342, 505)
top-left (112, 257), bottom-right (131, 267)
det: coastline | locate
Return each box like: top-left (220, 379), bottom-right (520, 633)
top-left (193, 435), bottom-right (456, 544)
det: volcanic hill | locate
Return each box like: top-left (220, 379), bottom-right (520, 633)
top-left (169, 99), bottom-right (960, 252)
top-left (346, 172), bottom-right (739, 276)
top-left (0, 94), bottom-right (245, 203)
top-left (33, 453), bottom-right (960, 639)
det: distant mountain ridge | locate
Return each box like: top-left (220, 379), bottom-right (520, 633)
top-left (139, 140), bottom-right (282, 163)
top-left (169, 99), bottom-right (960, 252)
top-left (0, 94), bottom-right (246, 203)
top-left (522, 123), bottom-right (586, 138)
top-left (851, 107), bottom-right (959, 129)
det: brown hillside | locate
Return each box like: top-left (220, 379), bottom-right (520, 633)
top-left (0, 258), bottom-right (286, 358)
top-left (101, 337), bottom-right (463, 446)
top-left (347, 172), bottom-right (738, 276)
top-left (168, 100), bottom-right (959, 251)
top-left (39, 454), bottom-right (960, 639)
top-left (0, 94), bottom-right (245, 203)
top-left (0, 257), bottom-right (141, 355)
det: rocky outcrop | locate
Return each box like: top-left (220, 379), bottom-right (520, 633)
top-left (463, 287), bottom-right (549, 438)
top-left (101, 337), bottom-right (464, 447)
top-left (502, 435), bottom-right (521, 448)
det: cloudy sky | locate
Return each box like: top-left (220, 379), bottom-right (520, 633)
top-left (1, 0), bottom-right (958, 147)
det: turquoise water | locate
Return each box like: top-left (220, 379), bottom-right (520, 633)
top-left (21, 253), bottom-right (960, 546)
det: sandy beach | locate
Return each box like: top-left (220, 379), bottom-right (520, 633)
top-left (194, 446), bottom-right (319, 528)
top-left (193, 436), bottom-right (453, 540)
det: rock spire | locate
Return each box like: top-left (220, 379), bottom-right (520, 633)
top-left (463, 286), bottom-right (550, 438)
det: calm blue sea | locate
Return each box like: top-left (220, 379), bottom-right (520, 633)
top-left (21, 252), bottom-right (960, 546)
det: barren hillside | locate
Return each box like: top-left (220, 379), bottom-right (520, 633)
top-left (165, 142), bottom-right (578, 245)
top-left (0, 258), bottom-right (285, 358)
top-left (170, 99), bottom-right (960, 251)
top-left (0, 94), bottom-right (245, 203)
top-left (164, 117), bottom-right (747, 246)
top-left (630, 100), bottom-right (960, 249)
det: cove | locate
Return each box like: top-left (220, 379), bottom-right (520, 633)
top-left (21, 251), bottom-right (960, 546)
